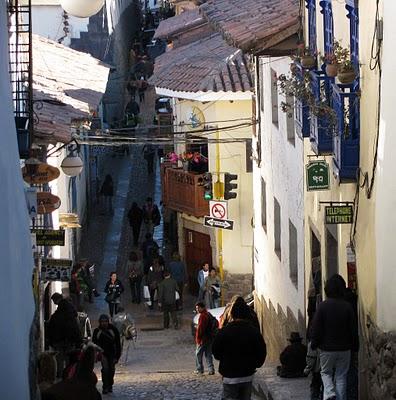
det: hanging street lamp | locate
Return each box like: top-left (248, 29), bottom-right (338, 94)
top-left (60, 0), bottom-right (105, 18)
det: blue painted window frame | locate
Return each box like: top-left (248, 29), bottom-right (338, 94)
top-left (306, 0), bottom-right (317, 54)
top-left (319, 0), bottom-right (334, 55)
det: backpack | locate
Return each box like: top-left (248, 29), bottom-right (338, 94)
top-left (205, 312), bottom-right (219, 338)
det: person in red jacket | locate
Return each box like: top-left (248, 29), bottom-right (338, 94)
top-left (194, 302), bottom-right (215, 375)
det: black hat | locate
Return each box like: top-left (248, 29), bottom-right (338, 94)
top-left (288, 332), bottom-right (303, 342)
top-left (99, 314), bottom-right (110, 322)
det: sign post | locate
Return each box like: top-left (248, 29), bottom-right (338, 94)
top-left (306, 161), bottom-right (330, 191)
top-left (209, 200), bottom-right (228, 220)
top-left (325, 205), bottom-right (353, 224)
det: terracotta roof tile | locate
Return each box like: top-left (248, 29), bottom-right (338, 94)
top-left (153, 9), bottom-right (205, 40)
top-left (32, 35), bottom-right (110, 144)
top-left (200, 0), bottom-right (300, 54)
top-left (149, 33), bottom-right (252, 94)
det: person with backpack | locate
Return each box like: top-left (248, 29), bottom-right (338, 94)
top-left (194, 302), bottom-right (217, 375)
top-left (92, 314), bottom-right (121, 395)
top-left (212, 300), bottom-right (267, 400)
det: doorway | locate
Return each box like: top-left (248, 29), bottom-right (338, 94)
top-left (184, 229), bottom-right (212, 295)
top-left (326, 225), bottom-right (339, 280)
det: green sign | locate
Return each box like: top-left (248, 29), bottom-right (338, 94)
top-left (325, 205), bottom-right (353, 224)
top-left (306, 161), bottom-right (330, 191)
top-left (31, 229), bottom-right (65, 246)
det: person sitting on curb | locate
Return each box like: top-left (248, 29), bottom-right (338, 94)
top-left (277, 332), bottom-right (307, 378)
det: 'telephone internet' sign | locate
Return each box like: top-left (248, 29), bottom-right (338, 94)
top-left (325, 205), bottom-right (353, 224)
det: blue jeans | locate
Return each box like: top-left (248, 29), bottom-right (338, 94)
top-left (222, 382), bottom-right (253, 400)
top-left (195, 342), bottom-right (214, 373)
top-left (320, 350), bottom-right (351, 400)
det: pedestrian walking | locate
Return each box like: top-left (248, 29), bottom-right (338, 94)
top-left (212, 301), bottom-right (267, 400)
top-left (104, 272), bottom-right (124, 317)
top-left (277, 332), bottom-right (307, 378)
top-left (142, 145), bottom-right (156, 174)
top-left (127, 202), bottom-right (143, 246)
top-left (141, 232), bottom-right (159, 274)
top-left (311, 274), bottom-right (359, 400)
top-left (42, 345), bottom-right (101, 400)
top-left (142, 197), bottom-right (161, 236)
top-left (127, 251), bottom-right (143, 304)
top-left (167, 252), bottom-right (187, 309)
top-left (70, 267), bottom-right (83, 310)
top-left (146, 258), bottom-right (164, 310)
top-left (194, 302), bottom-right (216, 375)
top-left (79, 260), bottom-right (100, 303)
top-left (47, 293), bottom-right (82, 378)
top-left (100, 175), bottom-right (114, 215)
top-left (158, 270), bottom-right (179, 329)
top-left (220, 296), bottom-right (260, 330)
top-left (197, 262), bottom-right (210, 302)
top-left (204, 267), bottom-right (221, 309)
top-left (92, 314), bottom-right (122, 395)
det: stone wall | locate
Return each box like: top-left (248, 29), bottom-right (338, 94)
top-left (363, 315), bottom-right (396, 400)
top-left (254, 292), bottom-right (305, 362)
top-left (223, 271), bottom-right (253, 302)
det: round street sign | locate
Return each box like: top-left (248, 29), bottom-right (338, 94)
top-left (37, 192), bottom-right (61, 214)
top-left (22, 163), bottom-right (60, 185)
top-left (209, 200), bottom-right (228, 220)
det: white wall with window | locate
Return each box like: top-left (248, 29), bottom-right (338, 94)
top-left (253, 56), bottom-right (305, 358)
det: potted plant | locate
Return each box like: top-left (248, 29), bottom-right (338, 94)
top-left (178, 151), bottom-right (207, 171)
top-left (321, 52), bottom-right (339, 78)
top-left (297, 45), bottom-right (317, 70)
top-left (333, 41), bottom-right (357, 84)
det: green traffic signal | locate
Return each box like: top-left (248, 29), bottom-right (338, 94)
top-left (202, 172), bottom-right (213, 201)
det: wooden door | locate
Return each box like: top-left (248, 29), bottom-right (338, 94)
top-left (184, 229), bottom-right (212, 295)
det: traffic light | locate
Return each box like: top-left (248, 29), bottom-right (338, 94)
top-left (202, 172), bottom-right (213, 200)
top-left (224, 173), bottom-right (238, 200)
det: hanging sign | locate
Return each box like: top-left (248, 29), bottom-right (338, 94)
top-left (325, 205), bottom-right (353, 224)
top-left (306, 161), bottom-right (330, 191)
top-left (25, 187), bottom-right (38, 218)
top-left (37, 192), bottom-right (61, 214)
top-left (22, 163), bottom-right (60, 184)
top-left (41, 258), bottom-right (73, 282)
top-left (31, 229), bottom-right (65, 246)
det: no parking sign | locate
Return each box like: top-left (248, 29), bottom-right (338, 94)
top-left (209, 200), bottom-right (228, 220)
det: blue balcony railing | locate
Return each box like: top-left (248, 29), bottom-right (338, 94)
top-left (309, 70), bottom-right (334, 154)
top-left (331, 83), bottom-right (360, 181)
top-left (294, 62), bottom-right (310, 139)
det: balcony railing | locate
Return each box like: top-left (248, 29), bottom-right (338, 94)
top-left (161, 165), bottom-right (209, 217)
top-left (294, 62), bottom-right (310, 139)
top-left (310, 70), bottom-right (334, 155)
top-left (331, 83), bottom-right (359, 181)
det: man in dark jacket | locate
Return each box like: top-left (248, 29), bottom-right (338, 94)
top-left (157, 271), bottom-right (178, 329)
top-left (92, 314), bottom-right (121, 394)
top-left (167, 252), bottom-right (187, 309)
top-left (212, 301), bottom-right (266, 400)
top-left (47, 293), bottom-right (82, 377)
top-left (311, 274), bottom-right (359, 400)
top-left (277, 332), bottom-right (307, 378)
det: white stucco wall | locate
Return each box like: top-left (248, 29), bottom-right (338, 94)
top-left (253, 57), bottom-right (305, 319)
top-left (376, 0), bottom-right (396, 332)
top-left (0, 1), bottom-right (35, 397)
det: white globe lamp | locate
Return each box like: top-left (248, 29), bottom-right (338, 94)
top-left (60, 0), bottom-right (105, 18)
top-left (61, 155), bottom-right (84, 177)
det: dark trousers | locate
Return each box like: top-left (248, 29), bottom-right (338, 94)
top-left (162, 303), bottom-right (178, 328)
top-left (311, 372), bottom-right (323, 400)
top-left (109, 302), bottom-right (119, 317)
top-left (176, 281), bottom-right (184, 309)
top-left (131, 224), bottom-right (142, 246)
top-left (145, 154), bottom-right (154, 174)
top-left (101, 356), bottom-right (116, 390)
top-left (222, 382), bottom-right (253, 400)
top-left (129, 276), bottom-right (142, 303)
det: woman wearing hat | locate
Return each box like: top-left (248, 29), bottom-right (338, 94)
top-left (277, 332), bottom-right (307, 378)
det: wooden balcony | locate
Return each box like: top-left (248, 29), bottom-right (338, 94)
top-left (161, 165), bottom-right (209, 217)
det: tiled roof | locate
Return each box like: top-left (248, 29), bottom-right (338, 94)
top-left (200, 0), bottom-right (300, 54)
top-left (148, 33), bottom-right (253, 94)
top-left (153, 9), bottom-right (205, 40)
top-left (32, 35), bottom-right (110, 144)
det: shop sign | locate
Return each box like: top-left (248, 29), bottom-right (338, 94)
top-left (37, 192), bottom-right (61, 214)
top-left (41, 258), bottom-right (72, 282)
top-left (22, 163), bottom-right (60, 184)
top-left (306, 161), bottom-right (330, 191)
top-left (25, 187), bottom-right (38, 218)
top-left (31, 229), bottom-right (65, 246)
top-left (325, 205), bottom-right (353, 224)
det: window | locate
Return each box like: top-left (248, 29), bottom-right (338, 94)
top-left (289, 220), bottom-right (298, 288)
top-left (270, 68), bottom-right (279, 126)
top-left (320, 0), bottom-right (334, 55)
top-left (261, 178), bottom-right (267, 231)
top-left (260, 61), bottom-right (265, 112)
top-left (307, 0), bottom-right (317, 54)
top-left (246, 139), bottom-right (253, 172)
top-left (274, 197), bottom-right (281, 258)
top-left (286, 95), bottom-right (295, 144)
